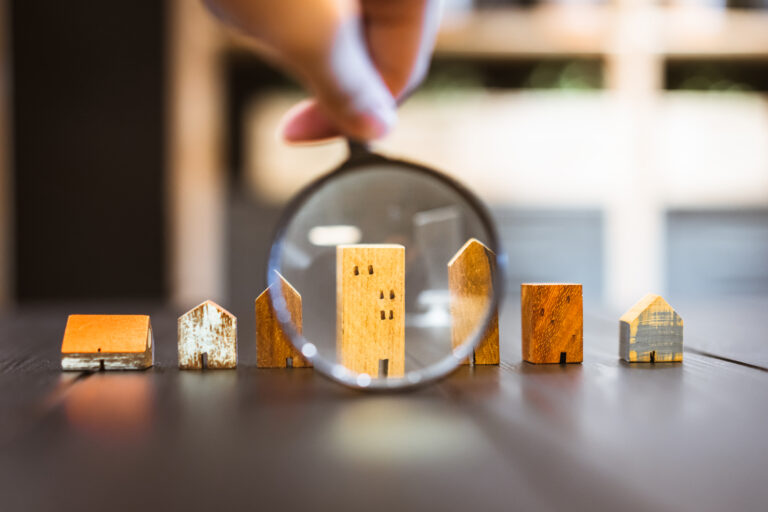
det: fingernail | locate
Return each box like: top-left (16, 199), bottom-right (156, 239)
top-left (357, 104), bottom-right (397, 140)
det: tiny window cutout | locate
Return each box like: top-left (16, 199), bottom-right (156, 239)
top-left (559, 352), bottom-right (567, 364)
top-left (389, 310), bottom-right (393, 320)
top-left (353, 266), bottom-right (359, 275)
top-left (380, 290), bottom-right (384, 299)
top-left (368, 265), bottom-right (374, 274)
top-left (390, 290), bottom-right (395, 299)
top-left (380, 310), bottom-right (386, 320)
top-left (650, 351), bottom-right (656, 363)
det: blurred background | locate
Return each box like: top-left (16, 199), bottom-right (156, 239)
top-left (1, 0), bottom-right (767, 328)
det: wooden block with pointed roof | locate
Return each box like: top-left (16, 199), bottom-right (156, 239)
top-left (448, 238), bottom-right (499, 365)
top-left (620, 294), bottom-right (683, 363)
top-left (521, 284), bottom-right (583, 364)
top-left (61, 315), bottom-right (154, 371)
top-left (178, 300), bottom-right (237, 369)
top-left (255, 273), bottom-right (311, 368)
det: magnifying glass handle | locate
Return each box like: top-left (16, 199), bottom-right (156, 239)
top-left (347, 139), bottom-right (372, 162)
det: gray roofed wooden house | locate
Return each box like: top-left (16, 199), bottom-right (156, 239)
top-left (619, 294), bottom-right (683, 363)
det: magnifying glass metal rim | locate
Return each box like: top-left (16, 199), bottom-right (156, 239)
top-left (266, 141), bottom-right (507, 391)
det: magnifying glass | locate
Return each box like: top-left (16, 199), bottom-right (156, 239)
top-left (266, 141), bottom-right (505, 390)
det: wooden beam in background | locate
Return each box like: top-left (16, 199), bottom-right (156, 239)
top-left (167, 0), bottom-right (226, 307)
top-left (604, 0), bottom-right (665, 308)
top-left (0, 0), bottom-right (11, 307)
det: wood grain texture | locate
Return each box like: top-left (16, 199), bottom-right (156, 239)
top-left (619, 294), bottom-right (683, 362)
top-left (255, 273), bottom-right (311, 368)
top-left (449, 238), bottom-right (499, 365)
top-left (337, 245), bottom-right (405, 378)
top-left (178, 300), bottom-right (237, 369)
top-left (60, 315), bottom-right (154, 370)
top-left (6, 301), bottom-right (768, 512)
top-left (521, 284), bottom-right (583, 364)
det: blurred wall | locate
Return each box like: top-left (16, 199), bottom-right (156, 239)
top-left (10, 0), bottom-right (166, 300)
top-left (3, 1), bottom-right (768, 308)
top-left (167, 0), bottom-right (227, 309)
top-left (0, 0), bottom-right (9, 307)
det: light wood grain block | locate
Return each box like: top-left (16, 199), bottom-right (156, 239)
top-left (61, 315), bottom-right (154, 371)
top-left (255, 273), bottom-right (311, 368)
top-left (448, 238), bottom-right (499, 365)
top-left (337, 244), bottom-right (405, 378)
top-left (521, 284), bottom-right (582, 364)
top-left (620, 294), bottom-right (683, 363)
top-left (178, 300), bottom-right (237, 369)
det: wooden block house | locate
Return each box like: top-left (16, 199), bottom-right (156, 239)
top-left (178, 300), bottom-right (237, 369)
top-left (61, 315), bottom-right (154, 371)
top-left (255, 273), bottom-right (311, 368)
top-left (619, 294), bottom-right (683, 362)
top-left (337, 244), bottom-right (405, 378)
top-left (448, 238), bottom-right (499, 365)
top-left (521, 283), bottom-right (583, 364)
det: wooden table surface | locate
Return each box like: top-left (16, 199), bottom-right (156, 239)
top-left (1, 297), bottom-right (766, 512)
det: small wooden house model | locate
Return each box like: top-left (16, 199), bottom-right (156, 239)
top-left (178, 300), bottom-right (237, 369)
top-left (619, 294), bottom-right (683, 363)
top-left (255, 273), bottom-right (311, 368)
top-left (448, 238), bottom-right (499, 365)
top-left (521, 283), bottom-right (583, 364)
top-left (61, 315), bottom-right (154, 371)
top-left (337, 244), bottom-right (405, 378)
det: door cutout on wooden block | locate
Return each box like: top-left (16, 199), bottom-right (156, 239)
top-left (448, 238), bottom-right (500, 365)
top-left (61, 315), bottom-right (154, 371)
top-left (255, 272), bottom-right (312, 368)
top-left (178, 301), bottom-right (237, 369)
top-left (379, 358), bottom-right (389, 378)
top-left (337, 244), bottom-right (405, 378)
top-left (619, 294), bottom-right (683, 363)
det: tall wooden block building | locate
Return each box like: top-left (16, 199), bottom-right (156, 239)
top-left (337, 244), bottom-right (405, 378)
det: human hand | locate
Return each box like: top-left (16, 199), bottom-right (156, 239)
top-left (204, 0), bottom-right (442, 143)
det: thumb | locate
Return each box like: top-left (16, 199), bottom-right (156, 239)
top-left (282, 16), bottom-right (397, 142)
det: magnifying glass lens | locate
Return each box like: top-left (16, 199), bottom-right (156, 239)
top-left (267, 150), bottom-right (503, 390)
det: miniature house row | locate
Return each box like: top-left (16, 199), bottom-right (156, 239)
top-left (59, 244), bottom-right (683, 373)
